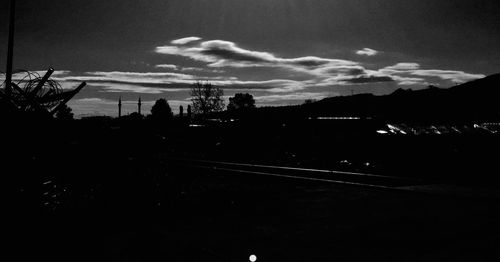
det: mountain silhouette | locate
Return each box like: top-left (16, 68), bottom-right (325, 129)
top-left (224, 74), bottom-right (500, 124)
top-left (380, 73), bottom-right (500, 122)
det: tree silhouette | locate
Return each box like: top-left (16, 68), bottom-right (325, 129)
top-left (304, 99), bottom-right (316, 105)
top-left (150, 98), bottom-right (173, 120)
top-left (227, 93), bottom-right (256, 111)
top-left (55, 104), bottom-right (74, 121)
top-left (190, 82), bottom-right (225, 115)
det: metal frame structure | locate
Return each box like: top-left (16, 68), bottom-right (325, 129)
top-left (1, 0), bottom-right (86, 117)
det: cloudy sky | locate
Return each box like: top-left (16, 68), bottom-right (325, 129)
top-left (1, 0), bottom-right (499, 117)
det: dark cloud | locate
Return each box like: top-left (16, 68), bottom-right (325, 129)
top-left (343, 75), bottom-right (394, 84)
top-left (347, 68), bottom-right (365, 76)
top-left (287, 57), bottom-right (335, 67)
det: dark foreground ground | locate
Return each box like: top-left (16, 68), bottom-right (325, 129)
top-left (8, 162), bottom-right (500, 262)
top-left (4, 118), bottom-right (500, 261)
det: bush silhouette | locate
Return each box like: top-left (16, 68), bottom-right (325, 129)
top-left (150, 98), bottom-right (173, 120)
top-left (227, 93), bottom-right (256, 111)
top-left (55, 104), bottom-right (74, 121)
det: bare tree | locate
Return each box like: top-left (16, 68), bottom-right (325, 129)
top-left (190, 82), bottom-right (225, 115)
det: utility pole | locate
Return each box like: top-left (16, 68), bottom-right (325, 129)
top-left (5, 0), bottom-right (16, 96)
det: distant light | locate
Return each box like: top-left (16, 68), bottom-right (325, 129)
top-left (377, 130), bottom-right (389, 134)
top-left (387, 124), bottom-right (397, 130)
top-left (249, 254), bottom-right (257, 262)
top-left (316, 116), bottom-right (361, 120)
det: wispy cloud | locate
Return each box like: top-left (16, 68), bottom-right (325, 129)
top-left (157, 37), bottom-right (487, 88)
top-left (181, 67), bottom-right (225, 73)
top-left (50, 71), bottom-right (311, 93)
top-left (3, 70), bottom-right (70, 81)
top-left (380, 63), bottom-right (485, 83)
top-left (216, 79), bottom-right (309, 93)
top-left (74, 98), bottom-right (111, 103)
top-left (155, 64), bottom-right (224, 74)
top-left (410, 70), bottom-right (485, 83)
top-left (171, 36), bottom-right (202, 45)
top-left (382, 62), bottom-right (420, 71)
top-left (390, 75), bottom-right (428, 86)
top-left (155, 64), bottom-right (179, 70)
top-left (97, 84), bottom-right (177, 94)
top-left (356, 48), bottom-right (379, 56)
top-left (156, 38), bottom-right (359, 76)
top-left (254, 92), bottom-right (332, 103)
top-left (154, 38), bottom-right (406, 87)
top-left (57, 71), bottom-right (198, 86)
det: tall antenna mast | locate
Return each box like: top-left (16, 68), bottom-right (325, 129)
top-left (118, 96), bottom-right (122, 118)
top-left (138, 97), bottom-right (142, 115)
top-left (5, 0), bottom-right (16, 96)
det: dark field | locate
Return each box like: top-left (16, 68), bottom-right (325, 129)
top-left (5, 118), bottom-right (500, 261)
top-left (9, 165), bottom-right (500, 261)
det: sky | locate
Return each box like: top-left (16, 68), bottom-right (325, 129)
top-left (1, 0), bottom-right (499, 117)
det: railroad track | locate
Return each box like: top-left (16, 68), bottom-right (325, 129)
top-left (166, 158), bottom-right (430, 190)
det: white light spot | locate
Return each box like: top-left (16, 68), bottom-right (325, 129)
top-left (249, 254), bottom-right (257, 262)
